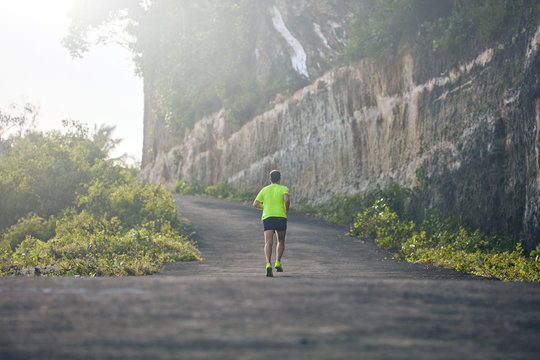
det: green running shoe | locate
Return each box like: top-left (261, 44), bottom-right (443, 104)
top-left (275, 260), bottom-right (283, 272)
top-left (266, 262), bottom-right (273, 277)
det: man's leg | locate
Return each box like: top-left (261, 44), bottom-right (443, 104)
top-left (276, 230), bottom-right (286, 262)
top-left (264, 230), bottom-right (275, 264)
top-left (275, 230), bottom-right (286, 272)
top-left (264, 230), bottom-right (275, 277)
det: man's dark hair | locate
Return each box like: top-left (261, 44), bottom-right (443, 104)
top-left (270, 170), bottom-right (281, 183)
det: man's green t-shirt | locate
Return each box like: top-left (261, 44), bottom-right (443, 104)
top-left (255, 183), bottom-right (289, 220)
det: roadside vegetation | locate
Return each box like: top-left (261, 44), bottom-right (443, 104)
top-left (299, 185), bottom-right (540, 282)
top-left (172, 178), bottom-right (254, 203)
top-left (0, 117), bottom-right (200, 277)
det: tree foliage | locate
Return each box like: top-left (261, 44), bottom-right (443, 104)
top-left (63, 0), bottom-right (295, 133)
top-left (0, 123), bottom-right (104, 230)
top-left (0, 103), bottom-right (38, 159)
top-left (62, 0), bottom-right (141, 58)
top-left (346, 0), bottom-right (537, 61)
top-left (64, 0), bottom-right (540, 133)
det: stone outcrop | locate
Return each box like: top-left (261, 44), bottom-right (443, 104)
top-left (141, 3), bottom-right (540, 249)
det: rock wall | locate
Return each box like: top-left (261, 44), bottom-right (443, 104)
top-left (141, 12), bottom-right (540, 249)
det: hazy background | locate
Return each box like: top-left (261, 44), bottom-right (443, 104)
top-left (0, 0), bottom-right (143, 162)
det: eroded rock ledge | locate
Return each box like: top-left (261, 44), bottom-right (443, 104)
top-left (142, 23), bottom-right (540, 249)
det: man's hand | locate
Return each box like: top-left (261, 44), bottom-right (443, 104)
top-left (284, 193), bottom-right (290, 213)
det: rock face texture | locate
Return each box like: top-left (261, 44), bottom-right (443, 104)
top-left (141, 2), bottom-right (540, 249)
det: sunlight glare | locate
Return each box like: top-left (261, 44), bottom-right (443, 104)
top-left (0, 0), bottom-right (144, 161)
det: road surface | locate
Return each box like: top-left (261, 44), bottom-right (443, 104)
top-left (1, 195), bottom-right (539, 359)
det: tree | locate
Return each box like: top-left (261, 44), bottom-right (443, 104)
top-left (62, 0), bottom-right (142, 58)
top-left (0, 103), bottom-right (38, 158)
top-left (63, 0), bottom-right (295, 132)
top-left (0, 121), bottom-right (119, 230)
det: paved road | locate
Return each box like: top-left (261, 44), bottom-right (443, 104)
top-left (1, 195), bottom-right (540, 359)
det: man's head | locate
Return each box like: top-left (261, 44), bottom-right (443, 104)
top-left (270, 170), bottom-right (281, 183)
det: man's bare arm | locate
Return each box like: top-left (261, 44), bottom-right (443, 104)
top-left (253, 200), bottom-right (264, 210)
top-left (284, 193), bottom-right (290, 213)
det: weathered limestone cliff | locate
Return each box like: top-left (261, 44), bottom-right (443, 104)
top-left (142, 3), bottom-right (540, 249)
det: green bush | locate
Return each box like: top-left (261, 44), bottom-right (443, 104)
top-left (1, 199), bottom-right (201, 277)
top-left (231, 189), bottom-right (257, 203)
top-left (531, 243), bottom-right (540, 261)
top-left (78, 181), bottom-right (181, 232)
top-left (401, 239), bottom-right (540, 282)
top-left (346, 195), bottom-right (539, 281)
top-left (172, 179), bottom-right (206, 195)
top-left (0, 130), bottom-right (97, 229)
top-left (1, 214), bottom-right (56, 251)
top-left (4, 224), bottom-right (200, 277)
top-left (205, 182), bottom-right (233, 199)
top-left (173, 178), bottom-right (255, 203)
top-left (309, 193), bottom-right (365, 225)
top-left (348, 200), bottom-right (415, 251)
top-left (299, 183), bottom-right (414, 225)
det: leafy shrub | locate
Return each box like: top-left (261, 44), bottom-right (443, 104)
top-left (299, 183), bottom-right (414, 225)
top-left (173, 178), bottom-right (255, 203)
top-left (12, 237), bottom-right (53, 269)
top-left (401, 239), bottom-right (540, 282)
top-left (4, 225), bottom-right (200, 277)
top-left (345, 193), bottom-right (539, 281)
top-left (232, 189), bottom-right (258, 203)
top-left (0, 130), bottom-right (95, 229)
top-left (307, 193), bottom-right (365, 225)
top-left (172, 179), bottom-right (206, 195)
top-left (531, 243), bottom-right (540, 261)
top-left (1, 203), bottom-right (201, 277)
top-left (205, 182), bottom-right (233, 199)
top-left (54, 210), bottom-right (124, 240)
top-left (78, 181), bottom-right (181, 232)
top-left (348, 200), bottom-right (415, 251)
top-left (1, 214), bottom-right (56, 250)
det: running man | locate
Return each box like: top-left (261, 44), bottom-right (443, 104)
top-left (253, 170), bottom-right (290, 277)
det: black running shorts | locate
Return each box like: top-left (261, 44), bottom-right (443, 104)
top-left (263, 217), bottom-right (287, 231)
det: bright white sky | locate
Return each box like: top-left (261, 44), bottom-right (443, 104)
top-left (0, 0), bottom-right (143, 162)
